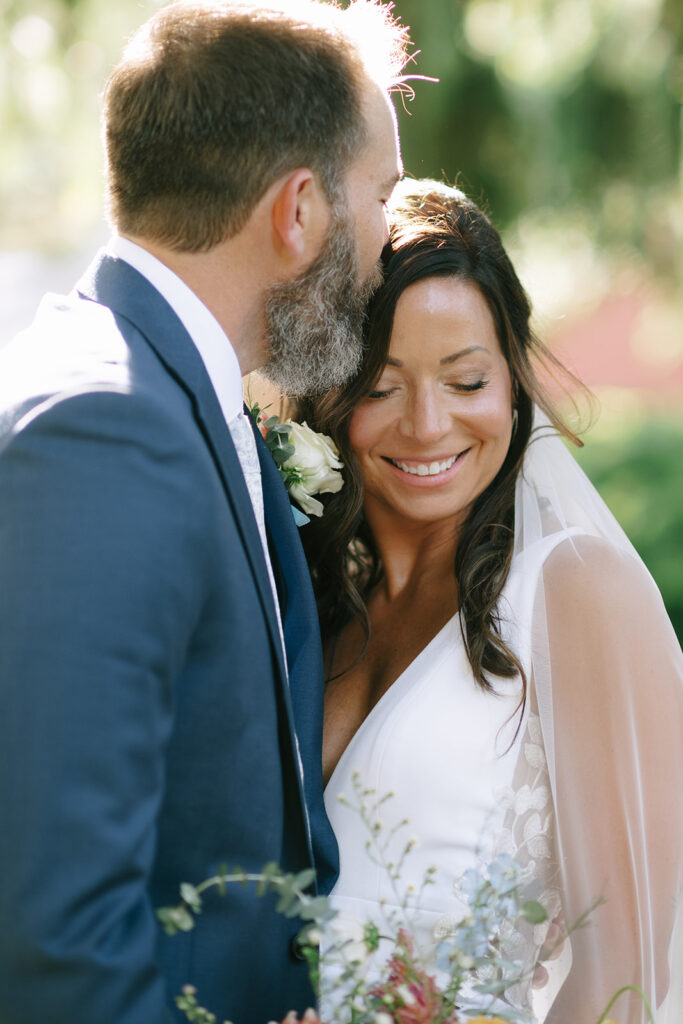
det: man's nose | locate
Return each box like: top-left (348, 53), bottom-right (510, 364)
top-left (381, 206), bottom-right (390, 250)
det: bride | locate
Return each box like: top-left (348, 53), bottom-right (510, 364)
top-left (296, 179), bottom-right (683, 1023)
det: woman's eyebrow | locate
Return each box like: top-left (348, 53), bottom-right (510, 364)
top-left (386, 345), bottom-right (488, 369)
top-left (440, 345), bottom-right (488, 365)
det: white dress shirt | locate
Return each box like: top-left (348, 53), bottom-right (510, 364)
top-left (106, 235), bottom-right (285, 653)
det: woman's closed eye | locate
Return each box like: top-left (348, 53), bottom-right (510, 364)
top-left (368, 377), bottom-right (490, 400)
top-left (449, 377), bottom-right (490, 393)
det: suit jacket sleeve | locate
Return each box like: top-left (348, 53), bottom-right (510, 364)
top-left (0, 386), bottom-right (211, 1023)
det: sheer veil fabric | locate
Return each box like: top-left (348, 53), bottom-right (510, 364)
top-left (510, 411), bottom-right (682, 1023)
top-left (321, 409), bottom-right (681, 1024)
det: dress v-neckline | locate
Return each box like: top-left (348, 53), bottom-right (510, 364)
top-left (325, 612), bottom-right (462, 794)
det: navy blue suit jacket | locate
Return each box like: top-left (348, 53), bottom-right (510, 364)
top-left (0, 254), bottom-right (338, 1023)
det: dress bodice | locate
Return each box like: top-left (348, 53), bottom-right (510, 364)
top-left (325, 611), bottom-right (526, 931)
top-left (321, 532), bottom-right (581, 1021)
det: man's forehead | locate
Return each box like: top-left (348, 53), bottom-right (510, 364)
top-left (361, 84), bottom-right (401, 162)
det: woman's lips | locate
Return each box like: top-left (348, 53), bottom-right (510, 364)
top-left (382, 450), bottom-right (468, 485)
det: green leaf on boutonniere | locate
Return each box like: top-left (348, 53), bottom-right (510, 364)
top-left (247, 401), bottom-right (266, 426)
top-left (268, 422), bottom-right (291, 436)
top-left (271, 444), bottom-right (295, 465)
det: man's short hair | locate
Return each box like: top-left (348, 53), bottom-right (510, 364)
top-left (103, 0), bottom-right (410, 252)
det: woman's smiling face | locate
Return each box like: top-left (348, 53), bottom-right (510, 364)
top-left (349, 275), bottom-right (515, 531)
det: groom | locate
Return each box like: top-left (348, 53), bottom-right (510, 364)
top-left (0, 2), bottom-right (406, 1022)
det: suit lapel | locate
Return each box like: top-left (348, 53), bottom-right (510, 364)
top-left (254, 422), bottom-right (323, 692)
top-left (253, 419), bottom-right (340, 892)
top-left (76, 253), bottom-right (287, 684)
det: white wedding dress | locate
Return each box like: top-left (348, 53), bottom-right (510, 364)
top-left (320, 421), bottom-right (683, 1024)
top-left (322, 532), bottom-right (573, 1023)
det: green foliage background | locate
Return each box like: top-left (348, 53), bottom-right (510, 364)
top-left (393, 0), bottom-right (682, 285)
top-left (1, 0), bottom-right (681, 639)
top-left (574, 413), bottom-right (683, 641)
top-left (388, 0), bottom-right (683, 641)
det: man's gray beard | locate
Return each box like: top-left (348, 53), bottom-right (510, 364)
top-left (260, 212), bottom-right (383, 397)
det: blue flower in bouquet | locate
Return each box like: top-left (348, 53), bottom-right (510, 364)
top-left (159, 776), bottom-right (652, 1024)
top-left (488, 853), bottom-right (522, 892)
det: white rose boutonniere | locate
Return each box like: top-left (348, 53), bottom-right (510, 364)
top-left (283, 421), bottom-right (344, 517)
top-left (249, 403), bottom-right (344, 522)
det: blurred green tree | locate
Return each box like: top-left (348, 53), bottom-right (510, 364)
top-left (1, 0), bottom-right (681, 632)
top-left (1, 0), bottom-right (680, 272)
top-left (575, 414), bottom-right (683, 643)
top-left (393, 0), bottom-right (682, 283)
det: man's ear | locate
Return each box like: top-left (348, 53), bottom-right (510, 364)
top-left (270, 168), bottom-right (328, 261)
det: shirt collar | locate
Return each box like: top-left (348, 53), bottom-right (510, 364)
top-left (106, 235), bottom-right (244, 423)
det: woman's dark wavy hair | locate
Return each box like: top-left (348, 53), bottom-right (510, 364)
top-left (297, 178), bottom-right (583, 700)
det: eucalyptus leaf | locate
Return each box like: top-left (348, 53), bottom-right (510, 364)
top-left (271, 445), bottom-right (295, 465)
top-left (156, 906), bottom-right (181, 936)
top-left (297, 896), bottom-right (332, 922)
top-left (157, 904), bottom-right (196, 935)
top-left (256, 863), bottom-right (280, 897)
top-left (292, 868), bottom-right (317, 891)
top-left (472, 978), bottom-right (510, 995)
top-left (522, 899), bottom-right (548, 924)
top-left (180, 882), bottom-right (202, 913)
top-left (231, 866), bottom-right (248, 888)
top-left (283, 901), bottom-right (307, 919)
top-left (275, 891), bottom-right (296, 915)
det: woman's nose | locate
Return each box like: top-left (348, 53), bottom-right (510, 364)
top-left (399, 390), bottom-right (451, 444)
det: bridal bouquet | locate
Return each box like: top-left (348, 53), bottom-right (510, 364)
top-left (157, 774), bottom-right (652, 1024)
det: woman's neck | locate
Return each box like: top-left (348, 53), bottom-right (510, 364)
top-left (364, 502), bottom-right (460, 603)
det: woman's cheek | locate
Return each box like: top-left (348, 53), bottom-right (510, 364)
top-left (468, 387), bottom-right (513, 439)
top-left (349, 405), bottom-right (381, 453)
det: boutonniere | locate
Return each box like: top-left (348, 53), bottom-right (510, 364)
top-left (248, 401), bottom-right (344, 524)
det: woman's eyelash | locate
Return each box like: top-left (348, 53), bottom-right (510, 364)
top-left (368, 379), bottom-right (489, 399)
top-left (454, 378), bottom-right (489, 392)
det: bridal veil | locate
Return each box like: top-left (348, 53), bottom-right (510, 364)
top-left (509, 412), bottom-right (682, 1024)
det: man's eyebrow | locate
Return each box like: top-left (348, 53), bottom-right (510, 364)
top-left (383, 170), bottom-right (403, 194)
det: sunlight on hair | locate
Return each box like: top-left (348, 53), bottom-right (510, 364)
top-left (341, 0), bottom-right (412, 91)
top-left (120, 13), bottom-right (156, 64)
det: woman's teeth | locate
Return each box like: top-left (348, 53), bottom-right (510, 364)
top-left (390, 455), bottom-right (458, 476)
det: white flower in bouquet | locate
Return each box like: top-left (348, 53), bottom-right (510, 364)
top-left (158, 777), bottom-right (651, 1024)
top-left (325, 910), bottom-right (372, 969)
